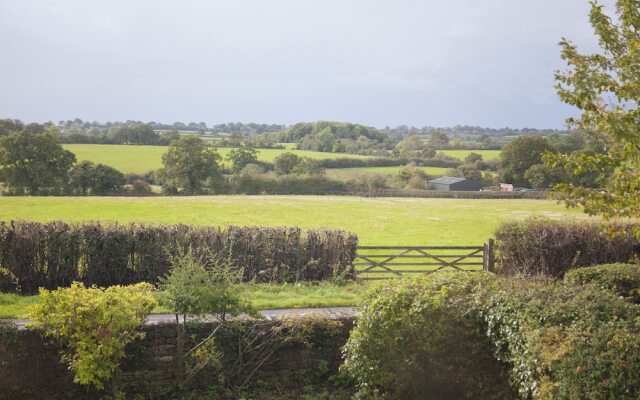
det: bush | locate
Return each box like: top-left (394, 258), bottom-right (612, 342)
top-left (344, 273), bottom-right (640, 400)
top-left (25, 282), bottom-right (156, 390)
top-left (564, 263), bottom-right (640, 303)
top-left (494, 218), bottom-right (639, 277)
top-left (342, 274), bottom-right (516, 400)
top-left (471, 276), bottom-right (640, 400)
top-left (0, 221), bottom-right (358, 293)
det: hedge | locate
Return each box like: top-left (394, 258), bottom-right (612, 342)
top-left (471, 276), bottom-right (640, 400)
top-left (316, 157), bottom-right (406, 169)
top-left (343, 273), bottom-right (640, 400)
top-left (565, 263), bottom-right (640, 303)
top-left (342, 273), bottom-right (517, 400)
top-left (0, 221), bottom-right (358, 293)
top-left (494, 218), bottom-right (639, 277)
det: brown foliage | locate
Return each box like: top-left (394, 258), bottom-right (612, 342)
top-left (0, 221), bottom-right (358, 293)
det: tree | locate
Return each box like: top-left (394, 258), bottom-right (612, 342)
top-left (523, 163), bottom-right (565, 190)
top-left (158, 249), bottom-right (255, 385)
top-left (427, 131), bottom-right (449, 149)
top-left (0, 119), bottom-right (24, 136)
top-left (68, 161), bottom-right (96, 195)
top-left (394, 135), bottom-right (425, 159)
top-left (464, 152), bottom-right (483, 165)
top-left (160, 129), bottom-right (181, 143)
top-left (500, 136), bottom-right (554, 186)
top-left (91, 164), bottom-right (126, 195)
top-left (292, 156), bottom-right (324, 176)
top-left (548, 0), bottom-right (640, 220)
top-left (227, 144), bottom-right (258, 173)
top-left (69, 161), bottom-right (126, 195)
top-left (162, 136), bottom-right (222, 194)
top-left (274, 152), bottom-right (300, 175)
top-left (0, 131), bottom-right (75, 194)
top-left (456, 164), bottom-right (483, 181)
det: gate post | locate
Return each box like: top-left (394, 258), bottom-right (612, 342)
top-left (483, 239), bottom-right (495, 272)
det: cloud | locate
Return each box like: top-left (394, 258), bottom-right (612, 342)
top-left (0, 0), bottom-right (605, 128)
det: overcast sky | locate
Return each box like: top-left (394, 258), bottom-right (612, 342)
top-left (0, 0), bottom-right (610, 129)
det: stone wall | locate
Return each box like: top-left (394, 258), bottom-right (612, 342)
top-left (0, 315), bottom-right (354, 399)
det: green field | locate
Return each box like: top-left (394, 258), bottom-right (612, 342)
top-left (63, 144), bottom-right (370, 174)
top-left (440, 149), bottom-right (501, 161)
top-left (0, 196), bottom-right (586, 245)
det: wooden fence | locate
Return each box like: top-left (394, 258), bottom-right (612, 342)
top-left (355, 240), bottom-right (494, 280)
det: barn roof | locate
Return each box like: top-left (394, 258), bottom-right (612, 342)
top-left (428, 176), bottom-right (467, 185)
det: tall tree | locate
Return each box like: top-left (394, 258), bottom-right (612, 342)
top-left (500, 136), bottom-right (554, 186)
top-left (226, 144), bottom-right (258, 173)
top-left (0, 131), bottom-right (76, 194)
top-left (549, 0), bottom-right (640, 220)
top-left (161, 136), bottom-right (221, 194)
top-left (274, 152), bottom-right (301, 175)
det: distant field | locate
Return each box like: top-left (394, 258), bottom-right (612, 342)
top-left (63, 144), bottom-right (370, 174)
top-left (325, 166), bottom-right (452, 180)
top-left (0, 196), bottom-right (586, 246)
top-left (440, 149), bottom-right (501, 161)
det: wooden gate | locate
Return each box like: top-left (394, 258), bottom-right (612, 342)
top-left (355, 240), bottom-right (494, 280)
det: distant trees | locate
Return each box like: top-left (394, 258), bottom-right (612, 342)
top-left (283, 121), bottom-right (389, 156)
top-left (273, 152), bottom-right (324, 176)
top-left (0, 131), bottom-right (75, 194)
top-left (427, 131), bottom-right (450, 149)
top-left (68, 161), bottom-right (125, 195)
top-left (108, 124), bottom-right (163, 145)
top-left (500, 136), bottom-right (554, 186)
top-left (226, 144), bottom-right (258, 173)
top-left (161, 136), bottom-right (222, 194)
top-left (0, 119), bottom-right (24, 136)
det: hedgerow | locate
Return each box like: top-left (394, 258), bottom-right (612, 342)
top-left (342, 273), bottom-right (516, 400)
top-left (470, 276), bottom-right (640, 400)
top-left (343, 273), bottom-right (640, 400)
top-left (564, 263), bottom-right (640, 303)
top-left (494, 218), bottom-right (638, 277)
top-left (0, 221), bottom-right (358, 293)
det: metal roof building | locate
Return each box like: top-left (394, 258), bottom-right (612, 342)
top-left (428, 176), bottom-right (484, 191)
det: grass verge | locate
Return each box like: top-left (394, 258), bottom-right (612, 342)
top-left (0, 281), bottom-right (371, 319)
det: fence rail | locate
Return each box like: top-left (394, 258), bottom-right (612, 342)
top-left (355, 240), bottom-right (494, 280)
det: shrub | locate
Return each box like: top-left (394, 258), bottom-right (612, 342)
top-left (25, 282), bottom-right (156, 390)
top-left (470, 277), bottom-right (640, 400)
top-left (564, 263), bottom-right (640, 303)
top-left (0, 221), bottom-right (358, 293)
top-left (158, 249), bottom-right (256, 386)
top-left (494, 218), bottom-right (639, 277)
top-left (342, 274), bottom-right (516, 400)
top-left (129, 178), bottom-right (151, 194)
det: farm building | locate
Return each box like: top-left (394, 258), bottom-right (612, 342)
top-left (428, 176), bottom-right (484, 191)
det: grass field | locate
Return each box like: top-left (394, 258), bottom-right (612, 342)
top-left (63, 144), bottom-right (370, 174)
top-left (0, 196), bottom-right (586, 245)
top-left (0, 282), bottom-right (369, 319)
top-left (440, 149), bottom-right (501, 161)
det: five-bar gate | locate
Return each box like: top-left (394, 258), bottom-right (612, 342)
top-left (355, 240), bottom-right (494, 280)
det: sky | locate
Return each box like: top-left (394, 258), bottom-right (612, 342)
top-left (0, 0), bottom-right (612, 129)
